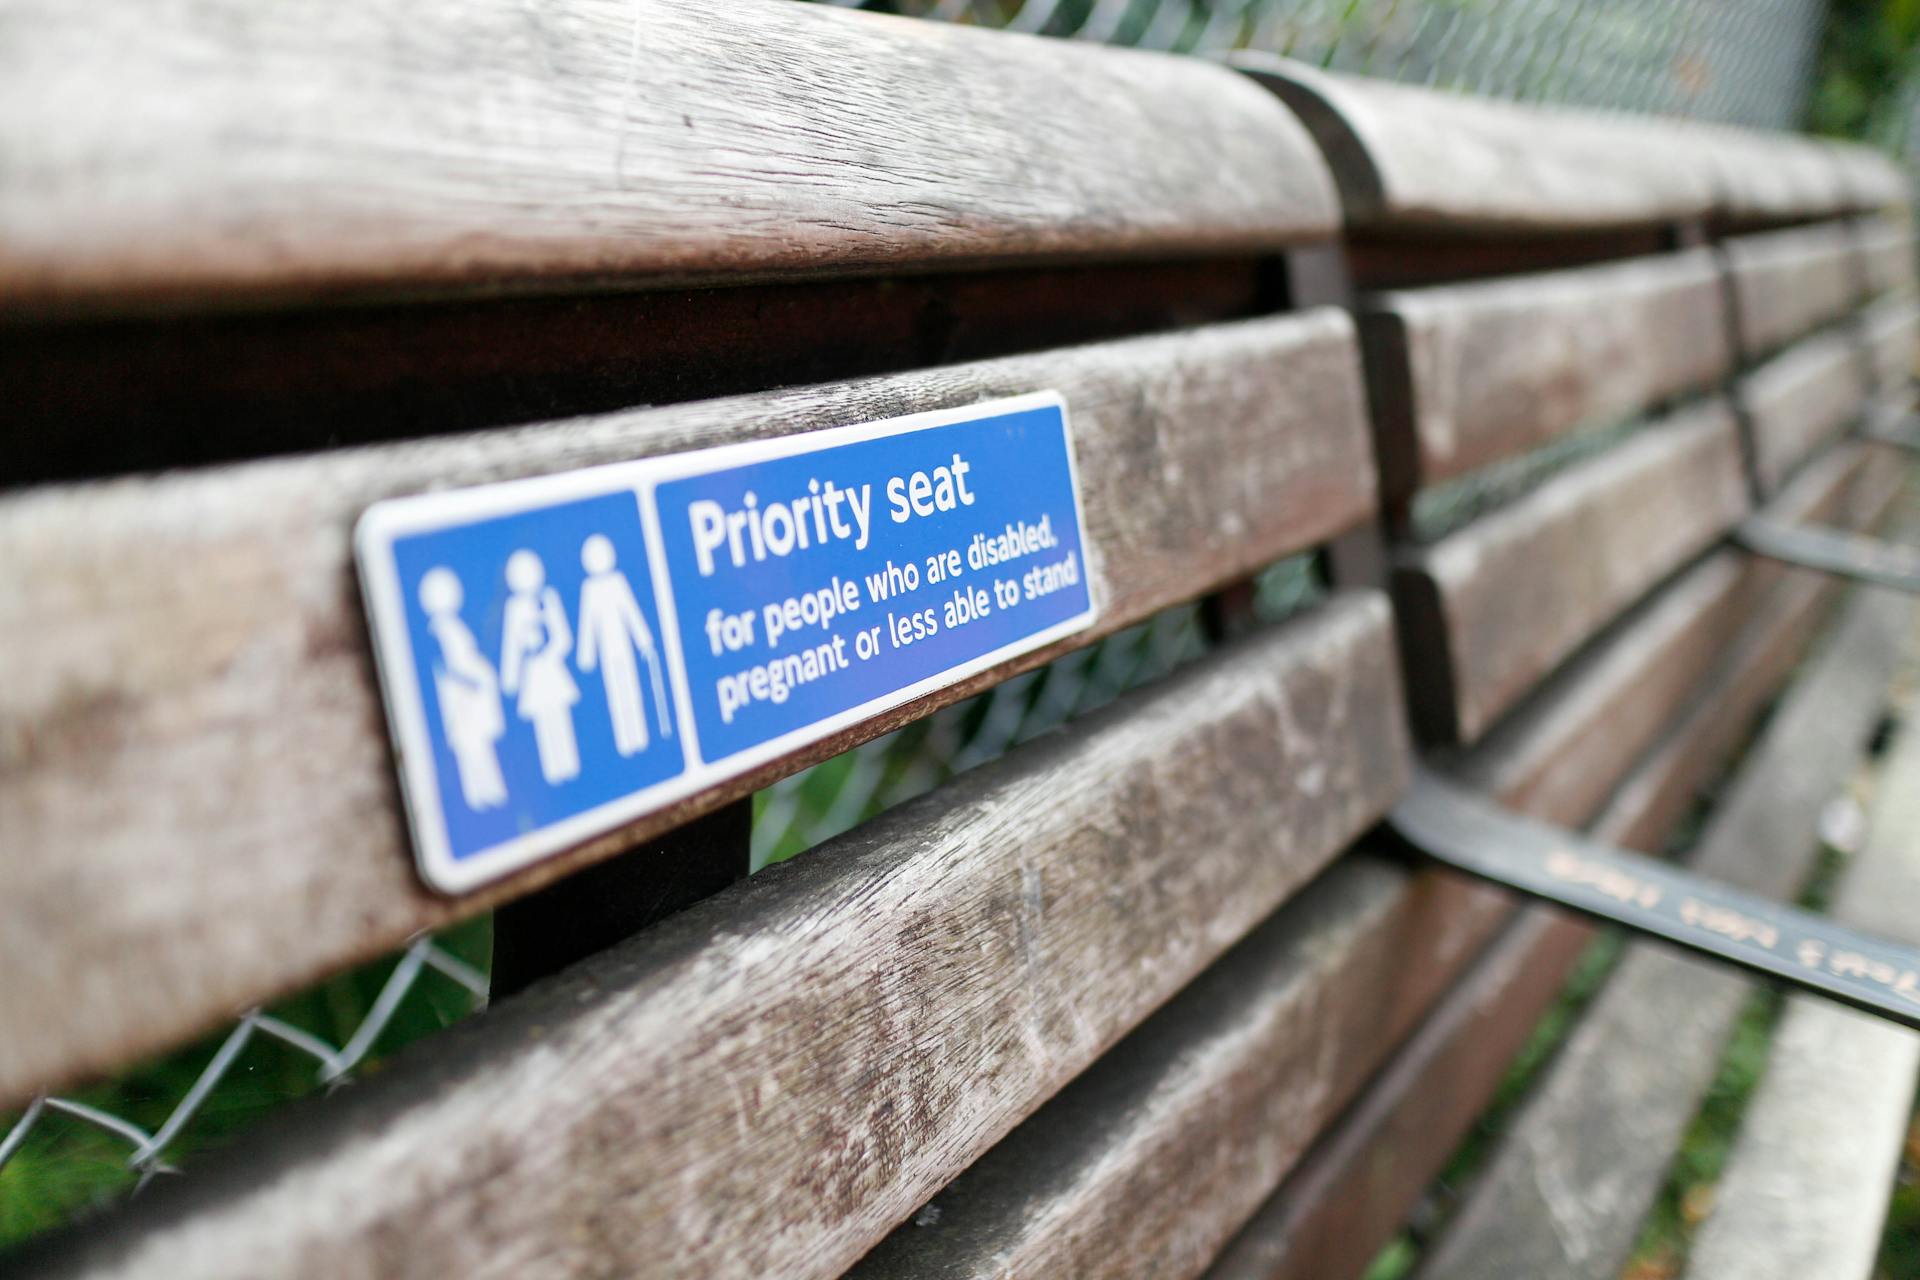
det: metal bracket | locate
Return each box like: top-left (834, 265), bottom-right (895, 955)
top-left (1733, 515), bottom-right (1920, 594)
top-left (1389, 768), bottom-right (1920, 1032)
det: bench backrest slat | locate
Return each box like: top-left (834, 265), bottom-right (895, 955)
top-left (1854, 213), bottom-right (1918, 297)
top-left (1740, 328), bottom-right (1874, 494)
top-left (1394, 399), bottom-right (1750, 744)
top-left (1363, 248), bottom-right (1729, 498)
top-left (20, 600), bottom-right (1408, 1280)
top-left (0, 0), bottom-right (1336, 317)
top-left (1231, 57), bottom-right (1715, 232)
top-left (1724, 222), bottom-right (1867, 357)
top-left (0, 312), bottom-right (1375, 1107)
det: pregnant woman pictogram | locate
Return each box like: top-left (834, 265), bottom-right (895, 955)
top-left (418, 567), bottom-right (508, 811)
top-left (499, 549), bottom-right (582, 785)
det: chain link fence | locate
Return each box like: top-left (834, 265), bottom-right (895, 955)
top-left (0, 0), bottom-right (1856, 1250)
top-left (815, 0), bottom-right (1830, 130)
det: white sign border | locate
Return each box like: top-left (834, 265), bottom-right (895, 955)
top-left (355, 391), bottom-right (1097, 894)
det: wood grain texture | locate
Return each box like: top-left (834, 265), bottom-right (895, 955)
top-left (1683, 725), bottom-right (1920, 1280)
top-left (1450, 552), bottom-right (1750, 821)
top-left (1725, 222), bottom-right (1867, 357)
top-left (1394, 399), bottom-right (1750, 745)
top-left (1861, 292), bottom-right (1920, 395)
top-left (1742, 329), bottom-right (1872, 494)
top-left (1230, 57), bottom-right (1714, 232)
top-left (1203, 442), bottom-right (1888, 1280)
top-left (0, 0), bottom-right (1337, 317)
top-left (864, 443), bottom-right (1899, 1280)
top-left (1418, 541), bottom-right (1912, 1280)
top-left (852, 445), bottom-right (1882, 1280)
top-left (17, 598), bottom-right (1411, 1280)
top-left (849, 543), bottom-right (1767, 1280)
top-left (0, 312), bottom-right (1377, 1107)
top-left (1855, 213), bottom-right (1917, 298)
top-left (848, 849), bottom-right (1493, 1280)
top-left (1363, 249), bottom-right (1730, 497)
top-left (1206, 566), bottom-right (1862, 1280)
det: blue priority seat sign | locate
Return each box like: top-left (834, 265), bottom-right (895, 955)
top-left (355, 392), bottom-right (1096, 892)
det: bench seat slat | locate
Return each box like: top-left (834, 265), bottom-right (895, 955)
top-left (1202, 439), bottom-right (1894, 1280)
top-left (1683, 723), bottom-right (1920, 1280)
top-left (0, 0), bottom-right (1336, 317)
top-left (0, 312), bottom-right (1375, 1108)
top-left (1725, 222), bottom-right (1867, 357)
top-left (1363, 249), bottom-right (1730, 496)
top-left (1395, 399), bottom-right (1750, 744)
top-left (19, 597), bottom-right (1408, 1280)
top-left (1742, 329), bottom-right (1872, 494)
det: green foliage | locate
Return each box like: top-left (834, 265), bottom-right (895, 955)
top-left (1879, 1106), bottom-right (1920, 1279)
top-left (1809, 0), bottom-right (1920, 142)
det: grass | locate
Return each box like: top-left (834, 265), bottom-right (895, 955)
top-left (1877, 1106), bottom-right (1920, 1279)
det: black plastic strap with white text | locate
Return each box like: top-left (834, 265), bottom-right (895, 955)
top-left (1390, 768), bottom-right (1920, 1031)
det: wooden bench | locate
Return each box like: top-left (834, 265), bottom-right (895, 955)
top-left (1, 5), bottom-right (1916, 1279)
top-left (1222, 59), bottom-right (1919, 1280)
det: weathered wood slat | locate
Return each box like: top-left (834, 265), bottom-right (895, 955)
top-left (1828, 143), bottom-right (1911, 216)
top-left (1230, 57), bottom-right (1714, 233)
top-left (1450, 553), bottom-right (1749, 819)
top-left (1697, 126), bottom-right (1853, 225)
top-left (1394, 399), bottom-right (1750, 744)
top-left (1683, 724), bottom-right (1920, 1280)
top-left (1200, 442), bottom-right (1889, 1280)
top-left (1854, 214), bottom-right (1917, 298)
top-left (1686, 1002), bottom-right (1919, 1280)
top-left (17, 598), bottom-right (1410, 1280)
top-left (1742, 330), bottom-right (1871, 494)
top-left (1361, 250), bottom-right (1730, 497)
top-left (1724, 222), bottom-right (1866, 357)
top-left (0, 0), bottom-right (1336, 317)
top-left (1861, 293), bottom-right (1920, 395)
top-left (0, 312), bottom-right (1377, 1107)
top-left (852, 441), bottom-right (1879, 1280)
top-left (849, 540), bottom-right (1764, 1280)
top-left (1206, 575), bottom-right (1892, 1280)
top-left (1417, 556), bottom-right (1911, 1280)
top-left (848, 851), bottom-right (1486, 1280)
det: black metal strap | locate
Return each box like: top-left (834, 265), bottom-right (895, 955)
top-left (1388, 768), bottom-right (1920, 1032)
top-left (1733, 515), bottom-right (1920, 594)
